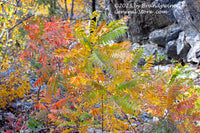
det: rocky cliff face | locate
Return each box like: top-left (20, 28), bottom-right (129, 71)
top-left (106, 0), bottom-right (173, 42)
top-left (106, 0), bottom-right (200, 65)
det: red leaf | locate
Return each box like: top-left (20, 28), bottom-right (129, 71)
top-left (38, 102), bottom-right (48, 111)
top-left (5, 130), bottom-right (13, 133)
top-left (52, 97), bottom-right (68, 109)
top-left (33, 76), bottom-right (44, 87)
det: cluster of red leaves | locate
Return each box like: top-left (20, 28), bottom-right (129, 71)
top-left (6, 114), bottom-right (27, 133)
top-left (20, 17), bottom-right (83, 132)
top-left (21, 17), bottom-right (75, 87)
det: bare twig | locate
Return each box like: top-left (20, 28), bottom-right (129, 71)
top-left (101, 95), bottom-right (104, 132)
top-left (114, 100), bottom-right (138, 132)
top-left (57, 2), bottom-right (67, 19)
top-left (37, 86), bottom-right (41, 112)
top-left (0, 4), bottom-right (7, 42)
top-left (9, 13), bottom-right (34, 32)
top-left (0, 23), bottom-right (6, 41)
top-left (1, 0), bottom-right (17, 6)
top-left (5, 29), bottom-right (9, 50)
top-left (121, 110), bottom-right (138, 133)
top-left (1, 4), bottom-right (7, 17)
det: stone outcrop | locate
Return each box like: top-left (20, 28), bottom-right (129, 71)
top-left (106, 0), bottom-right (173, 42)
top-left (149, 23), bottom-right (181, 48)
top-left (152, 0), bottom-right (183, 21)
top-left (176, 32), bottom-right (191, 62)
top-left (106, 0), bottom-right (200, 65)
top-left (172, 0), bottom-right (200, 63)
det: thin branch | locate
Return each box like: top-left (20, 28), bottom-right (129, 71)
top-left (57, 1), bottom-right (68, 20)
top-left (16, 0), bottom-right (22, 7)
top-left (1, 4), bottom-right (7, 17)
top-left (0, 4), bottom-right (7, 41)
top-left (0, 23), bottom-right (6, 41)
top-left (114, 100), bottom-right (138, 132)
top-left (5, 29), bottom-right (9, 48)
top-left (9, 13), bottom-right (34, 32)
top-left (121, 109), bottom-right (138, 132)
top-left (101, 95), bottom-right (104, 132)
top-left (1, 0), bottom-right (17, 6)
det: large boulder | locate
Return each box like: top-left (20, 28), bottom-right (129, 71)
top-left (142, 43), bottom-right (158, 57)
top-left (185, 0), bottom-right (200, 30)
top-left (152, 0), bottom-right (183, 21)
top-left (149, 23), bottom-right (182, 48)
top-left (163, 32), bottom-right (191, 62)
top-left (165, 40), bottom-right (180, 60)
top-left (173, 0), bottom-right (200, 63)
top-left (106, 0), bottom-right (173, 42)
top-left (176, 32), bottom-right (191, 62)
top-left (186, 35), bottom-right (200, 63)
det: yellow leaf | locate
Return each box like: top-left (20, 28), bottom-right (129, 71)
top-left (113, 129), bottom-right (119, 133)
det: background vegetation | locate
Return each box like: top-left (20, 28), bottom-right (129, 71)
top-left (0, 0), bottom-right (200, 132)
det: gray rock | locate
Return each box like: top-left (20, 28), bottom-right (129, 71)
top-left (165, 40), bottom-right (180, 60)
top-left (149, 29), bottom-right (167, 47)
top-left (153, 0), bottom-right (183, 5)
top-left (142, 43), bottom-right (157, 57)
top-left (196, 49), bottom-right (200, 58)
top-left (141, 112), bottom-right (149, 122)
top-left (173, 1), bottom-right (200, 64)
top-left (176, 32), bottom-right (191, 62)
top-left (106, 0), bottom-right (173, 42)
top-left (176, 32), bottom-right (186, 55)
top-left (131, 43), bottom-right (140, 51)
top-left (149, 24), bottom-right (182, 47)
top-left (137, 58), bottom-right (147, 67)
top-left (152, 64), bottom-right (174, 72)
top-left (185, 0), bottom-right (200, 30)
top-left (173, 1), bottom-right (199, 37)
top-left (186, 35), bottom-right (200, 63)
top-left (152, 0), bottom-right (183, 21)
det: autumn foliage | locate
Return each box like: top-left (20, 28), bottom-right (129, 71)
top-left (14, 14), bottom-right (200, 132)
top-left (1, 2), bottom-right (200, 132)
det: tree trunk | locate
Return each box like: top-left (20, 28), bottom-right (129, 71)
top-left (64, 0), bottom-right (69, 19)
top-left (92, 0), bottom-right (96, 22)
top-left (70, 0), bottom-right (75, 20)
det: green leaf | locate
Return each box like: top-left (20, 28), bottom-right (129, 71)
top-left (90, 50), bottom-right (105, 67)
top-left (117, 80), bottom-right (137, 93)
top-left (99, 25), bottom-right (128, 45)
top-left (80, 112), bottom-right (91, 121)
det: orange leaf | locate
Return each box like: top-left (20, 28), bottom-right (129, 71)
top-left (48, 113), bottom-right (56, 122)
top-left (52, 97), bottom-right (68, 109)
top-left (38, 102), bottom-right (48, 111)
top-left (33, 76), bottom-right (44, 87)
